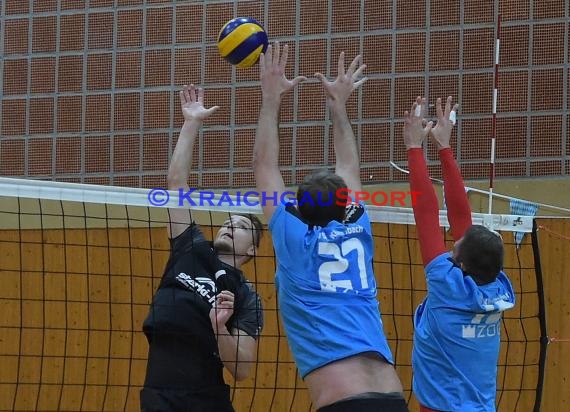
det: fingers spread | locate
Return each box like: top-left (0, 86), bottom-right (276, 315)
top-left (353, 77), bottom-right (368, 89)
top-left (266, 44), bottom-right (273, 66)
top-left (189, 84), bottom-right (197, 102)
top-left (436, 97), bottom-right (444, 120)
top-left (273, 41), bottom-right (280, 66)
top-left (280, 43), bottom-right (289, 71)
top-left (182, 85), bottom-right (192, 104)
top-left (352, 63), bottom-right (366, 81)
top-left (449, 110), bottom-right (457, 125)
top-left (315, 73), bottom-right (331, 91)
top-left (347, 54), bottom-right (360, 77)
top-left (259, 53), bottom-right (265, 71)
top-left (414, 102), bottom-right (421, 117)
top-left (410, 102), bottom-right (418, 117)
top-left (412, 96), bottom-right (422, 117)
top-left (205, 105), bottom-right (220, 116)
top-left (450, 103), bottom-right (459, 125)
top-left (444, 96), bottom-right (452, 118)
top-left (292, 75), bottom-right (307, 87)
top-left (337, 51), bottom-right (345, 76)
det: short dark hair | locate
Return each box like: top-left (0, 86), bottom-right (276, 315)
top-left (296, 170), bottom-right (347, 227)
top-left (235, 213), bottom-right (263, 247)
top-left (457, 225), bottom-right (504, 284)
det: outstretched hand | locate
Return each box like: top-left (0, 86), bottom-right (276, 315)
top-left (316, 52), bottom-right (367, 109)
top-left (259, 41), bottom-right (306, 103)
top-left (430, 96), bottom-right (459, 150)
top-left (403, 96), bottom-right (433, 149)
top-left (180, 84), bottom-right (219, 122)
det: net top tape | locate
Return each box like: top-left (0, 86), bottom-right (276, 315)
top-left (0, 177), bottom-right (533, 233)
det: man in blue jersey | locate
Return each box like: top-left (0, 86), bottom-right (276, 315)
top-left (403, 95), bottom-right (515, 411)
top-left (253, 41), bottom-right (408, 412)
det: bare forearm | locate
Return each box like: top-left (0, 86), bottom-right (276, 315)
top-left (215, 328), bottom-right (254, 381)
top-left (168, 119), bottom-right (202, 189)
top-left (253, 100), bottom-right (281, 169)
top-left (331, 104), bottom-right (361, 193)
top-left (253, 97), bottom-right (286, 218)
top-left (331, 105), bottom-right (358, 168)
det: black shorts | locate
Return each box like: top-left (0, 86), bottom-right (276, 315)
top-left (140, 386), bottom-right (234, 412)
top-left (317, 392), bottom-right (409, 412)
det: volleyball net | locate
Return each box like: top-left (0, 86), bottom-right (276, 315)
top-left (0, 177), bottom-right (546, 411)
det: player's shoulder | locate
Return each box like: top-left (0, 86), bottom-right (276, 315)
top-left (424, 253), bottom-right (464, 285)
top-left (269, 201), bottom-right (303, 229)
top-left (493, 271), bottom-right (516, 301)
top-left (236, 280), bottom-right (264, 318)
top-left (425, 252), bottom-right (455, 271)
top-left (241, 278), bottom-right (257, 293)
top-left (240, 278), bottom-right (262, 300)
top-left (170, 222), bottom-right (207, 249)
top-left (232, 279), bottom-right (264, 337)
top-left (284, 202), bottom-right (304, 219)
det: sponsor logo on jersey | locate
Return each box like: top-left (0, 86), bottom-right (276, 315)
top-left (175, 272), bottom-right (217, 304)
top-left (318, 225), bottom-right (364, 241)
top-left (461, 312), bottom-right (502, 339)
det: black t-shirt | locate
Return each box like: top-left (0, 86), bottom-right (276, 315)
top-left (142, 224), bottom-right (263, 390)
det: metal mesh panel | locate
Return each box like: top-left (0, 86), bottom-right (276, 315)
top-left (0, 0), bottom-right (568, 187)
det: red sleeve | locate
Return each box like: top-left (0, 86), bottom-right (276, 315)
top-left (408, 148), bottom-right (447, 266)
top-left (439, 148), bottom-right (472, 241)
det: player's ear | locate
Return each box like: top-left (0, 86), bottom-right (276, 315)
top-left (246, 243), bottom-right (256, 258)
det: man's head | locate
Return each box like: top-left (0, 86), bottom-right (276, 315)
top-left (452, 225), bottom-right (504, 284)
top-left (296, 170), bottom-right (347, 227)
top-left (213, 214), bottom-right (263, 264)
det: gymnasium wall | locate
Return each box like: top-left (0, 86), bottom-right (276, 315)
top-left (1, 1), bottom-right (569, 188)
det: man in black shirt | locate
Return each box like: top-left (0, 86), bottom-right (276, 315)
top-left (141, 84), bottom-right (264, 412)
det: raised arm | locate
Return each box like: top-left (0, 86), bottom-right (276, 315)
top-left (429, 96), bottom-right (471, 241)
top-left (167, 85), bottom-right (219, 239)
top-left (253, 42), bottom-right (306, 220)
top-left (316, 53), bottom-right (367, 194)
top-left (404, 96), bottom-right (447, 266)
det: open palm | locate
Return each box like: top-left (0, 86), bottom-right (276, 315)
top-left (259, 42), bottom-right (306, 101)
top-left (180, 84), bottom-right (219, 122)
top-left (430, 96), bottom-right (458, 150)
top-left (403, 96), bottom-right (433, 149)
top-left (316, 52), bottom-right (367, 108)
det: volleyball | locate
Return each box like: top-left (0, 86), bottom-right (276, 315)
top-left (217, 17), bottom-right (269, 69)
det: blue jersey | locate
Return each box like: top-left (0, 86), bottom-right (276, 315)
top-left (413, 253), bottom-right (515, 411)
top-left (269, 201), bottom-right (394, 378)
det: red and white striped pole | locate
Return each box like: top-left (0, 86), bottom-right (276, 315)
top-left (489, 14), bottom-right (502, 214)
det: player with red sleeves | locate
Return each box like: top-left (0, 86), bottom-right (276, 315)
top-left (403, 96), bottom-right (515, 412)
